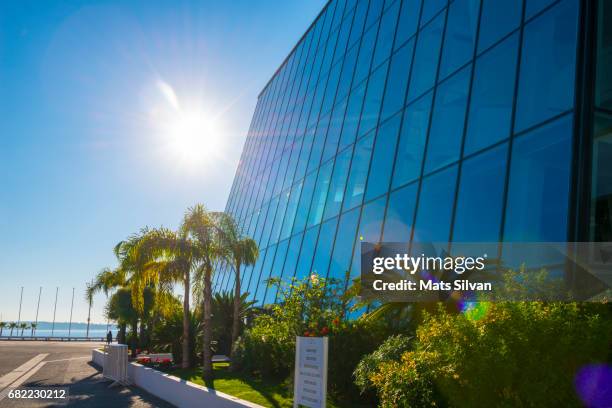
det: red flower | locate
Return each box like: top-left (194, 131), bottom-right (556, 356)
top-left (303, 331), bottom-right (310, 337)
top-left (321, 327), bottom-right (329, 335)
top-left (332, 317), bottom-right (340, 327)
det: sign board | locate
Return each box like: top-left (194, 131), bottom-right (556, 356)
top-left (293, 336), bottom-right (328, 408)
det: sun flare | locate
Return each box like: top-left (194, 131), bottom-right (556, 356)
top-left (153, 81), bottom-right (223, 167)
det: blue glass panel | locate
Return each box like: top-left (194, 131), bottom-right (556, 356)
top-left (413, 165), bottom-right (458, 242)
top-left (365, 0), bottom-right (385, 30)
top-left (381, 39), bottom-right (415, 121)
top-left (365, 112), bottom-right (402, 201)
top-left (339, 81), bottom-right (366, 149)
top-left (348, 0), bottom-right (370, 48)
top-left (408, 12), bottom-right (445, 102)
top-left (353, 24), bottom-right (378, 86)
top-left (295, 226), bottom-right (320, 280)
top-left (336, 44), bottom-right (359, 102)
top-left (503, 115), bottom-right (572, 241)
top-left (280, 181), bottom-right (303, 240)
top-left (424, 65), bottom-right (471, 173)
top-left (254, 244), bottom-right (278, 305)
top-left (439, 0), bottom-right (479, 80)
top-left (322, 98), bottom-right (348, 161)
top-left (307, 114), bottom-right (330, 172)
top-left (525, 0), bottom-right (557, 20)
top-left (334, 7), bottom-right (355, 64)
top-left (246, 248), bottom-right (266, 300)
top-left (372, 1), bottom-right (401, 69)
top-left (321, 62), bottom-right (342, 115)
top-left (359, 61), bottom-right (389, 136)
top-left (453, 143), bottom-right (508, 242)
top-left (307, 161), bottom-right (334, 227)
top-left (358, 195), bottom-right (387, 243)
top-left (465, 33), bottom-right (518, 155)
top-left (292, 171), bottom-right (317, 234)
top-left (478, 0), bottom-right (522, 52)
top-left (311, 217), bottom-right (339, 277)
top-left (420, 0), bottom-right (447, 26)
top-left (282, 232), bottom-right (304, 284)
top-left (323, 146), bottom-right (352, 220)
top-left (295, 130), bottom-right (314, 181)
top-left (344, 133), bottom-right (375, 211)
top-left (262, 240), bottom-right (289, 305)
top-left (392, 91), bottom-right (433, 188)
top-left (383, 182), bottom-right (417, 241)
top-left (328, 207), bottom-right (360, 280)
top-left (515, 0), bottom-right (579, 132)
top-left (395, 0), bottom-right (422, 49)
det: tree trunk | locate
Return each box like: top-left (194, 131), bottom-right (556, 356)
top-left (182, 269), bottom-right (191, 369)
top-left (202, 264), bottom-right (213, 380)
top-left (230, 263), bottom-right (241, 363)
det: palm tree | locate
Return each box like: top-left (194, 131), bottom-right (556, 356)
top-left (9, 322), bottom-right (17, 336)
top-left (183, 205), bottom-right (227, 380)
top-left (19, 323), bottom-right (28, 337)
top-left (223, 226), bottom-right (259, 360)
top-left (30, 322), bottom-right (38, 337)
top-left (126, 227), bottom-right (202, 369)
top-left (0, 322), bottom-right (6, 337)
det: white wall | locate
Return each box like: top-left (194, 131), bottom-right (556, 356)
top-left (92, 349), bottom-right (263, 408)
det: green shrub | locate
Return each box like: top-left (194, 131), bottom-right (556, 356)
top-left (353, 334), bottom-right (412, 393)
top-left (233, 274), bottom-right (345, 378)
top-left (369, 302), bottom-right (612, 407)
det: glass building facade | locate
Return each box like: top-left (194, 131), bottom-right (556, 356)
top-left (213, 0), bottom-right (608, 306)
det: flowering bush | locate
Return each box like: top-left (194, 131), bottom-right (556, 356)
top-left (369, 302), bottom-right (612, 407)
top-left (233, 274), bottom-right (345, 377)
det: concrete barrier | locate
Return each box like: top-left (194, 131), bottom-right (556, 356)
top-left (91, 349), bottom-right (263, 408)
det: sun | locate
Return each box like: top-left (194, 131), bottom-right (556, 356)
top-left (152, 80), bottom-right (224, 168)
top-left (165, 110), bottom-right (220, 164)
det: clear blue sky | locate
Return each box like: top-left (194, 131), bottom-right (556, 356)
top-left (0, 0), bottom-right (326, 324)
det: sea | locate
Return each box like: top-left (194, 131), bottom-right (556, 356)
top-left (0, 321), bottom-right (118, 339)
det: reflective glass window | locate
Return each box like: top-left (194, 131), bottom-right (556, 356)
top-left (465, 33), bottom-right (519, 155)
top-left (339, 82), bottom-right (366, 149)
top-left (328, 207), bottom-right (360, 280)
top-left (262, 240), bottom-right (289, 305)
top-left (478, 0), bottom-right (522, 52)
top-left (383, 182), bottom-right (417, 241)
top-left (359, 61), bottom-right (389, 137)
top-left (311, 217), bottom-right (339, 277)
top-left (354, 23), bottom-right (378, 86)
top-left (392, 91), bottom-right (433, 188)
top-left (515, 0), bottom-right (578, 132)
top-left (365, 112), bottom-right (402, 201)
top-left (424, 65), bottom-right (471, 173)
top-left (453, 143), bottom-right (508, 242)
top-left (324, 146), bottom-right (353, 220)
top-left (381, 39), bottom-right (415, 121)
top-left (293, 171), bottom-right (317, 234)
top-left (504, 115), bottom-right (572, 241)
top-left (323, 98), bottom-right (348, 161)
top-left (420, 0), bottom-right (446, 26)
top-left (357, 195), bottom-right (386, 242)
top-left (413, 165), bottom-right (458, 242)
top-left (439, 0), bottom-right (479, 80)
top-left (395, 0), bottom-right (422, 49)
top-left (344, 133), bottom-right (375, 211)
top-left (295, 226), bottom-right (320, 280)
top-left (372, 1), bottom-right (401, 69)
top-left (408, 12), bottom-right (445, 102)
top-left (308, 161), bottom-right (334, 227)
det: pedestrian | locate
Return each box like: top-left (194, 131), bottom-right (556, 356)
top-left (106, 330), bottom-right (112, 345)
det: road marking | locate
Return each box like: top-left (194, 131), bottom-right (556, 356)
top-left (0, 360), bottom-right (47, 402)
top-left (44, 356), bottom-right (88, 363)
top-left (0, 353), bottom-right (49, 392)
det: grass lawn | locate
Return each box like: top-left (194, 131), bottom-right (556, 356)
top-left (165, 363), bottom-right (359, 408)
top-left (167, 363), bottom-right (293, 408)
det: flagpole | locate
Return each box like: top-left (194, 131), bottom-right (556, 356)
top-left (32, 287), bottom-right (42, 336)
top-left (51, 287), bottom-right (58, 336)
top-left (68, 288), bottom-right (75, 338)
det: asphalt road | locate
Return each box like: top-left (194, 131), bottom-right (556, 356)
top-left (0, 341), bottom-right (174, 408)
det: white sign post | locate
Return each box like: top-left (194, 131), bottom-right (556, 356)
top-left (293, 336), bottom-right (328, 408)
